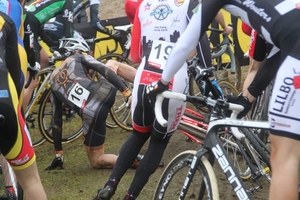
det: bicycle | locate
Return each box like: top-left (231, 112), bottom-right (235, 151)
top-left (153, 91), bottom-right (271, 199)
top-left (87, 24), bottom-right (136, 131)
top-left (0, 116), bottom-right (23, 200)
top-left (249, 80), bottom-right (273, 144)
top-left (109, 25), bottom-right (242, 130)
top-left (25, 51), bottom-right (84, 145)
top-left (25, 23), bottom-right (133, 145)
top-left (0, 157), bottom-right (23, 200)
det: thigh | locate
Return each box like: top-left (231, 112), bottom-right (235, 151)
top-left (268, 40), bottom-right (300, 140)
top-left (0, 71), bottom-right (35, 170)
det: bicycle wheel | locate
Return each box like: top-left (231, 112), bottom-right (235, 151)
top-left (257, 81), bottom-right (272, 144)
top-left (214, 52), bottom-right (241, 91)
top-left (154, 150), bottom-right (219, 200)
top-left (218, 129), bottom-right (252, 181)
top-left (0, 156), bottom-right (24, 200)
top-left (96, 54), bottom-right (134, 131)
top-left (38, 88), bottom-right (83, 144)
top-left (240, 128), bottom-right (271, 169)
top-left (25, 68), bottom-right (55, 147)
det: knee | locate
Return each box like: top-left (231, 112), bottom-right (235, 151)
top-left (88, 154), bottom-right (117, 169)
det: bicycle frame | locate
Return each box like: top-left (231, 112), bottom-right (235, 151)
top-left (155, 91), bottom-right (270, 200)
top-left (25, 66), bottom-right (55, 119)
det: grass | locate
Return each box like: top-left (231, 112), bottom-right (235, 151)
top-left (34, 65), bottom-right (252, 200)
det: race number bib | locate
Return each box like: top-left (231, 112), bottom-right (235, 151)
top-left (148, 40), bottom-right (175, 70)
top-left (67, 83), bottom-right (90, 109)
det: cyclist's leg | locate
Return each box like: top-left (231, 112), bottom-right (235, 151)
top-left (123, 67), bottom-right (187, 199)
top-left (0, 73), bottom-right (46, 200)
top-left (268, 39), bottom-right (300, 200)
top-left (23, 43), bottom-right (49, 109)
top-left (83, 80), bottom-right (118, 169)
top-left (242, 30), bottom-right (266, 94)
top-left (269, 135), bottom-right (300, 200)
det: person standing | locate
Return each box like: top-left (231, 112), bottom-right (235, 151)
top-left (94, 0), bottom-right (207, 199)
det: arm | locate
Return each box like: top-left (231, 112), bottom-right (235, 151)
top-left (82, 55), bottom-right (130, 94)
top-left (214, 11), bottom-right (233, 34)
top-left (62, 0), bottom-right (74, 38)
top-left (162, 1), bottom-right (223, 83)
top-left (23, 15), bottom-right (36, 68)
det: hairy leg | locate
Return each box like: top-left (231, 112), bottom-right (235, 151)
top-left (14, 161), bottom-right (47, 200)
top-left (269, 134), bottom-right (300, 200)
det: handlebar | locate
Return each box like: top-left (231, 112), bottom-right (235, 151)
top-left (154, 91), bottom-right (244, 127)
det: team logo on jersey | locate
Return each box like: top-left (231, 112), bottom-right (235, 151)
top-left (150, 4), bottom-right (173, 20)
top-left (26, 5), bottom-right (36, 12)
top-left (144, 2), bottom-right (151, 11)
top-left (174, 0), bottom-right (185, 7)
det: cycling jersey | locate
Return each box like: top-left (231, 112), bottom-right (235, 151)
top-left (24, 0), bottom-right (74, 54)
top-left (50, 54), bottom-right (128, 149)
top-left (241, 21), bottom-right (252, 36)
top-left (161, 0), bottom-right (300, 140)
top-left (25, 0), bottom-right (73, 37)
top-left (0, 0), bottom-right (30, 101)
top-left (131, 0), bottom-right (200, 135)
top-left (72, 0), bottom-right (111, 34)
top-left (0, 12), bottom-right (36, 170)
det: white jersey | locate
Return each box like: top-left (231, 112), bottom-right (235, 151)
top-left (131, 0), bottom-right (198, 134)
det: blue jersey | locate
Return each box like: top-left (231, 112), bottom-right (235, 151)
top-left (0, 0), bottom-right (24, 47)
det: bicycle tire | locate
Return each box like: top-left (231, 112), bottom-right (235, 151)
top-left (38, 88), bottom-right (83, 144)
top-left (258, 81), bottom-right (273, 143)
top-left (153, 150), bottom-right (219, 200)
top-left (214, 52), bottom-right (241, 91)
top-left (24, 68), bottom-right (56, 147)
top-left (95, 53), bottom-right (133, 131)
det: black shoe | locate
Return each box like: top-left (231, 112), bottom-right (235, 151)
top-left (130, 154), bottom-right (164, 169)
top-left (45, 156), bottom-right (64, 170)
top-left (0, 188), bottom-right (17, 200)
top-left (94, 186), bottom-right (115, 200)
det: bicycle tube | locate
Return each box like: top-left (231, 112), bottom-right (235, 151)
top-left (178, 124), bottom-right (206, 141)
top-left (240, 128), bottom-right (271, 169)
top-left (218, 130), bottom-right (252, 181)
top-left (0, 156), bottom-right (24, 200)
top-left (24, 68), bottom-right (55, 147)
top-left (153, 150), bottom-right (219, 200)
top-left (214, 52), bottom-right (241, 90)
top-left (38, 88), bottom-right (83, 144)
top-left (96, 53), bottom-right (133, 131)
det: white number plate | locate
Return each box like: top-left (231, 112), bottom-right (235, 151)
top-left (67, 83), bottom-right (90, 109)
top-left (148, 40), bottom-right (175, 70)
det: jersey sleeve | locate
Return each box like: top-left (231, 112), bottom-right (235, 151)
top-left (162, 0), bottom-right (223, 82)
top-left (130, 5), bottom-right (142, 64)
top-left (81, 55), bottom-right (128, 93)
top-left (23, 15), bottom-right (37, 67)
top-left (62, 0), bottom-right (74, 38)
